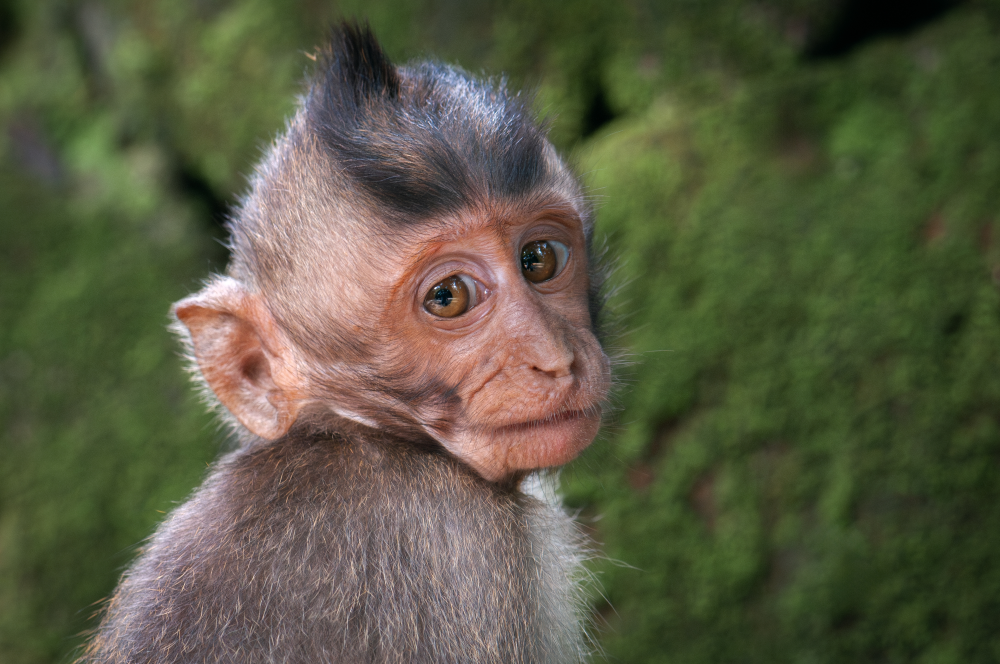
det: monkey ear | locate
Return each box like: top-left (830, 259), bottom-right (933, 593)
top-left (172, 278), bottom-right (303, 440)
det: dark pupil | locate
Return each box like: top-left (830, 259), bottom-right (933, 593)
top-left (522, 243), bottom-right (546, 272)
top-left (434, 287), bottom-right (453, 307)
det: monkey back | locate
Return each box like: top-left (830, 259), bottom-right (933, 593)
top-left (82, 423), bottom-right (591, 664)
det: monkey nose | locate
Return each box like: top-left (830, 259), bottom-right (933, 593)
top-left (530, 347), bottom-right (575, 380)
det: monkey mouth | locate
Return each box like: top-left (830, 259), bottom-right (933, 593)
top-left (493, 408), bottom-right (593, 434)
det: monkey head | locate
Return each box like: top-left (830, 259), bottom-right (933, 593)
top-left (171, 24), bottom-right (611, 482)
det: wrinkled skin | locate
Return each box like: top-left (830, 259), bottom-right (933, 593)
top-left (379, 204), bottom-right (609, 480)
top-left (175, 200), bottom-right (610, 482)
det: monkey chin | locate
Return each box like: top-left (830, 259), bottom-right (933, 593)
top-left (444, 409), bottom-right (603, 483)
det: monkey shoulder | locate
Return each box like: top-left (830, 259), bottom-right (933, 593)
top-left (84, 425), bottom-right (590, 663)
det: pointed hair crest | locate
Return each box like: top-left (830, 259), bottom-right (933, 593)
top-left (304, 21), bottom-right (554, 222)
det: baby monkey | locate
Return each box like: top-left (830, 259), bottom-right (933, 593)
top-left (83, 21), bottom-right (611, 664)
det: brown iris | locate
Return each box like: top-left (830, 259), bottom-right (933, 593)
top-left (520, 240), bottom-right (558, 283)
top-left (424, 275), bottom-right (470, 317)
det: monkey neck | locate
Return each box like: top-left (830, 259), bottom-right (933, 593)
top-left (90, 423), bottom-right (590, 663)
top-left (250, 415), bottom-right (534, 489)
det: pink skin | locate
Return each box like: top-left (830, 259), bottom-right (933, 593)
top-left (378, 205), bottom-right (611, 481)
top-left (175, 202), bottom-right (609, 483)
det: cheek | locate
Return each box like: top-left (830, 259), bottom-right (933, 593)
top-left (372, 320), bottom-right (478, 418)
top-left (393, 303), bottom-right (495, 368)
top-left (575, 326), bottom-right (612, 393)
top-left (395, 331), bottom-right (479, 387)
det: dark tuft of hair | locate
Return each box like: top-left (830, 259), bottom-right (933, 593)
top-left (306, 21), bottom-right (551, 222)
top-left (321, 22), bottom-right (400, 113)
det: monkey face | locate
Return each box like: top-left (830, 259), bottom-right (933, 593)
top-left (173, 205), bottom-right (609, 482)
top-left (173, 198), bottom-right (609, 483)
top-left (368, 204), bottom-right (611, 481)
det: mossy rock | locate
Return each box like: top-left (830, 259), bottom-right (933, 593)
top-left (4, 0), bottom-right (1000, 662)
top-left (565, 8), bottom-right (1000, 663)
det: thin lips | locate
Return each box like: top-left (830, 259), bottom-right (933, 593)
top-left (493, 407), bottom-right (590, 433)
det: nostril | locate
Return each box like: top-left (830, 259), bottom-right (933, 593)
top-left (527, 341), bottom-right (575, 379)
top-left (531, 353), bottom-right (574, 380)
top-left (532, 365), bottom-right (561, 379)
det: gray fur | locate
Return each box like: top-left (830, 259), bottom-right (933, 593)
top-left (83, 423), bottom-right (593, 663)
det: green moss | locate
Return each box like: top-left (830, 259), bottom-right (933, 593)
top-left (564, 7), bottom-right (1000, 662)
top-left (0, 165), bottom-right (219, 661)
top-left (3, 1), bottom-right (1000, 662)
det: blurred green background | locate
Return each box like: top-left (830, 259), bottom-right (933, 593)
top-left (3, 0), bottom-right (1000, 662)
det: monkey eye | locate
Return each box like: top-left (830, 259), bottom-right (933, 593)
top-left (520, 240), bottom-right (568, 284)
top-left (423, 274), bottom-right (478, 318)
